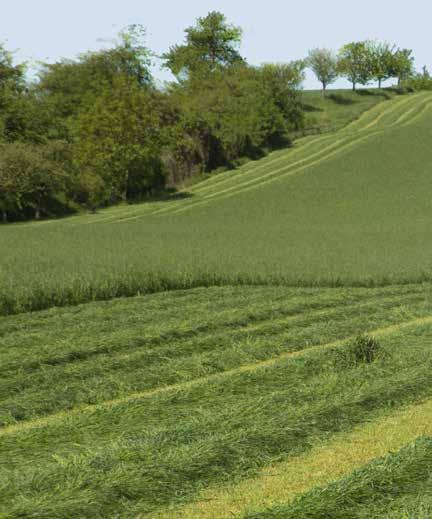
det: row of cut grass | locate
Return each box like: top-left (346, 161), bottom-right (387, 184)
top-left (244, 436), bottom-right (432, 519)
top-left (163, 398), bottom-right (432, 518)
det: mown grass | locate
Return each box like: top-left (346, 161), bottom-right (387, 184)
top-left (245, 437), bottom-right (432, 519)
top-left (0, 284), bottom-right (429, 427)
top-left (1, 285), bottom-right (432, 516)
top-left (1, 92), bottom-right (432, 315)
top-left (168, 397), bottom-right (432, 519)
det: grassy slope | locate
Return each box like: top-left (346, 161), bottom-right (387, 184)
top-left (1, 91), bottom-right (432, 315)
top-left (300, 88), bottom-right (399, 133)
top-left (1, 285), bottom-right (432, 516)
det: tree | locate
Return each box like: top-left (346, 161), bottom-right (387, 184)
top-left (391, 48), bottom-right (415, 85)
top-left (307, 48), bottom-right (339, 93)
top-left (72, 76), bottom-right (166, 203)
top-left (259, 62), bottom-right (305, 131)
top-left (37, 25), bottom-right (153, 122)
top-left (0, 143), bottom-right (29, 222)
top-left (338, 42), bottom-right (372, 90)
top-left (0, 142), bottom-right (67, 221)
top-left (75, 170), bottom-right (107, 213)
top-left (163, 11), bottom-right (244, 79)
top-left (368, 41), bottom-right (395, 88)
top-left (0, 43), bottom-right (26, 141)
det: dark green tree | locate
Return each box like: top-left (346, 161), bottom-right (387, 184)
top-left (163, 11), bottom-right (244, 79)
top-left (72, 75), bottom-right (165, 203)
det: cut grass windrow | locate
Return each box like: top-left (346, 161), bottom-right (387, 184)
top-left (2, 313), bottom-right (432, 438)
top-left (243, 435), bottom-right (432, 519)
top-left (162, 399), bottom-right (432, 519)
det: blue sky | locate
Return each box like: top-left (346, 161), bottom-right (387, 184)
top-left (3, 0), bottom-right (431, 89)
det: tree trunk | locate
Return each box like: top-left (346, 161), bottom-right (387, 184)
top-left (352, 82), bottom-right (356, 91)
top-left (378, 78), bottom-right (382, 89)
top-left (322, 82), bottom-right (327, 95)
top-left (1, 210), bottom-right (7, 223)
top-left (398, 77), bottom-right (402, 86)
top-left (35, 207), bottom-right (41, 220)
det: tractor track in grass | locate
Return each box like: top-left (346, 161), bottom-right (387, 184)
top-left (2, 313), bottom-right (432, 439)
top-left (78, 93), bottom-right (427, 225)
top-left (115, 94), bottom-right (432, 222)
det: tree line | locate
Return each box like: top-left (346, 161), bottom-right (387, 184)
top-left (0, 11), bottom-right (428, 222)
top-left (308, 41), bottom-right (415, 92)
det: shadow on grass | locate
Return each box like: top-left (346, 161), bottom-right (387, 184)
top-left (326, 93), bottom-right (356, 105)
top-left (301, 103), bottom-right (324, 113)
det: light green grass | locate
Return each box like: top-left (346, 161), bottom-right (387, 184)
top-left (1, 92), bottom-right (432, 315)
top-left (244, 436), bottom-right (432, 519)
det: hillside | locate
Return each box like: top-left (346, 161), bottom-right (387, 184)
top-left (1, 91), bottom-right (432, 517)
top-left (1, 91), bottom-right (432, 315)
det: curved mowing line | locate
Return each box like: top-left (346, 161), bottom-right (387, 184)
top-left (73, 93), bottom-right (431, 226)
top-left (91, 94), bottom-right (424, 225)
top-left (161, 134), bottom-right (374, 217)
top-left (152, 99), bottom-right (432, 218)
top-left (191, 135), bottom-right (336, 195)
top-left (121, 133), bottom-right (371, 221)
top-left (161, 399), bottom-right (432, 519)
top-left (2, 314), bottom-right (432, 438)
top-left (343, 92), bottom-right (424, 132)
top-left (116, 137), bottom-right (348, 221)
top-left (192, 93), bottom-right (425, 196)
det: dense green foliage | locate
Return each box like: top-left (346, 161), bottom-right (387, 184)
top-left (1, 284), bottom-right (432, 516)
top-left (0, 13), bottom-right (306, 221)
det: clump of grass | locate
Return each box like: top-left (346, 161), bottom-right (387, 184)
top-left (349, 334), bottom-right (382, 364)
top-left (330, 335), bottom-right (383, 369)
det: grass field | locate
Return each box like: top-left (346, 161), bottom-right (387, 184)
top-left (2, 90), bottom-right (432, 516)
top-left (1, 90), bottom-right (432, 315)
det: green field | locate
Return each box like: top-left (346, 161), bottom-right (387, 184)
top-left (2, 91), bottom-right (432, 315)
top-left (2, 91), bottom-right (432, 516)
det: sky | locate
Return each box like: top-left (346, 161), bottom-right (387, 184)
top-left (2, 0), bottom-right (431, 89)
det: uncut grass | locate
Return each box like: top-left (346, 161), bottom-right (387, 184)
top-left (156, 94), bottom-right (432, 218)
top-left (2, 325), bottom-right (432, 516)
top-left (244, 437), bottom-right (432, 519)
top-left (0, 285), bottom-right (430, 426)
top-left (1, 95), bottom-right (432, 315)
